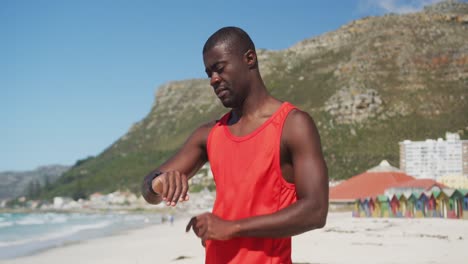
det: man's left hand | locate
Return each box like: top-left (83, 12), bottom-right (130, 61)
top-left (186, 212), bottom-right (236, 245)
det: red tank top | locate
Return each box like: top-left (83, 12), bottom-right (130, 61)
top-left (205, 102), bottom-right (297, 264)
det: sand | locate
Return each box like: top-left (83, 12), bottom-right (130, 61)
top-left (2, 212), bottom-right (467, 264)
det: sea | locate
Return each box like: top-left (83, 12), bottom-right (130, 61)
top-left (0, 212), bottom-right (163, 260)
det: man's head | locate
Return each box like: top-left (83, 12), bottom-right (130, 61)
top-left (203, 27), bottom-right (259, 108)
top-left (203, 27), bottom-right (256, 57)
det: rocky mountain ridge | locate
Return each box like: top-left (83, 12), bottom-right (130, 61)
top-left (0, 165), bottom-right (70, 199)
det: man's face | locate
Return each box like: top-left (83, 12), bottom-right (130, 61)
top-left (203, 43), bottom-right (248, 108)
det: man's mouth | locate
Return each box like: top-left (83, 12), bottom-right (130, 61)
top-left (217, 89), bottom-right (228, 98)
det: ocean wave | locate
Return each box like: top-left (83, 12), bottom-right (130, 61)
top-left (14, 213), bottom-right (68, 226)
top-left (15, 218), bottom-right (46, 225)
top-left (0, 222), bottom-right (13, 228)
top-left (48, 214), bottom-right (68, 224)
top-left (0, 221), bottom-right (112, 248)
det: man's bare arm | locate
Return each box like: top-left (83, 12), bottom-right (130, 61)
top-left (142, 122), bottom-right (214, 206)
top-left (187, 110), bottom-right (328, 240)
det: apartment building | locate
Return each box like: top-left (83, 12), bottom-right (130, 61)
top-left (399, 133), bottom-right (468, 180)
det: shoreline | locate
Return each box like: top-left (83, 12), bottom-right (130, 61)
top-left (17, 219), bottom-right (173, 260)
top-left (0, 211), bottom-right (167, 260)
top-left (1, 212), bottom-right (468, 264)
top-left (0, 215), bottom-right (206, 264)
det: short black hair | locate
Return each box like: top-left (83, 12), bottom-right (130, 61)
top-left (203, 26), bottom-right (256, 55)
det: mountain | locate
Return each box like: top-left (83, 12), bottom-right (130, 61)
top-left (42, 1), bottom-right (468, 198)
top-left (0, 165), bottom-right (70, 200)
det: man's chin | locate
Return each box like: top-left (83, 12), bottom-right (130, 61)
top-left (220, 98), bottom-right (235, 108)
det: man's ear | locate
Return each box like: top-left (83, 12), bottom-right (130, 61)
top-left (244, 49), bottom-right (257, 69)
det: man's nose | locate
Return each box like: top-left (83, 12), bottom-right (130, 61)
top-left (210, 73), bottom-right (221, 88)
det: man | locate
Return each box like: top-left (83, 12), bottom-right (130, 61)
top-left (142, 26), bottom-right (328, 264)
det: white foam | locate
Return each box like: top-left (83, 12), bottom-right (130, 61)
top-left (0, 222), bottom-right (13, 228)
top-left (48, 214), bottom-right (68, 224)
top-left (15, 218), bottom-right (45, 225)
top-left (14, 213), bottom-right (69, 226)
top-left (0, 221), bottom-right (112, 248)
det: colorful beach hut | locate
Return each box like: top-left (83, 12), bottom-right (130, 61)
top-left (434, 190), bottom-right (449, 218)
top-left (353, 198), bottom-right (371, 217)
top-left (462, 190), bottom-right (468, 220)
top-left (353, 199), bottom-right (360, 217)
top-left (424, 191), bottom-right (437, 217)
top-left (414, 192), bottom-right (426, 218)
top-left (447, 189), bottom-right (464, 219)
top-left (398, 193), bottom-right (408, 217)
top-left (364, 198), bottom-right (372, 217)
top-left (377, 195), bottom-right (391, 217)
top-left (390, 195), bottom-right (400, 217)
top-left (406, 193), bottom-right (418, 218)
top-left (370, 197), bottom-right (381, 217)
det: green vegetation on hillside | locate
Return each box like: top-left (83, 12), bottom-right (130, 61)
top-left (40, 3), bottom-right (468, 199)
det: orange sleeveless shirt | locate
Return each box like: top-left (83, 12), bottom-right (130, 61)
top-left (205, 102), bottom-right (297, 264)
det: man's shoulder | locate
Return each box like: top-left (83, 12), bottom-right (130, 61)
top-left (194, 116), bottom-right (228, 136)
top-left (196, 120), bottom-right (218, 134)
top-left (285, 107), bottom-right (314, 126)
top-left (282, 107), bottom-right (318, 142)
top-left (187, 121), bottom-right (219, 148)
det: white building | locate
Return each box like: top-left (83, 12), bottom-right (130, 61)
top-left (399, 132), bottom-right (468, 180)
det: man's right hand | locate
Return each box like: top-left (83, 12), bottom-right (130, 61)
top-left (152, 171), bottom-right (189, 206)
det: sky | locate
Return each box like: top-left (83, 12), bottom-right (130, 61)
top-left (0, 0), bottom-right (451, 172)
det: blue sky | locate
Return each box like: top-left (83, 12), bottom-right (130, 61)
top-left (0, 0), bottom-right (448, 171)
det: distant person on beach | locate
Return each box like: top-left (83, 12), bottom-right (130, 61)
top-left (142, 26), bottom-right (329, 263)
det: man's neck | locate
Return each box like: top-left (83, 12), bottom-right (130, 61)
top-left (232, 82), bottom-right (271, 118)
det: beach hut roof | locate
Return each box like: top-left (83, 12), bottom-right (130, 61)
top-left (418, 192), bottom-right (429, 200)
top-left (377, 195), bottom-right (389, 202)
top-left (398, 193), bottom-right (408, 201)
top-left (433, 190), bottom-right (449, 199)
top-left (330, 160), bottom-right (414, 201)
top-left (423, 190), bottom-right (435, 198)
top-left (403, 191), bottom-right (413, 199)
top-left (408, 192), bottom-right (422, 200)
top-left (443, 189), bottom-right (456, 197)
top-left (447, 189), bottom-right (463, 199)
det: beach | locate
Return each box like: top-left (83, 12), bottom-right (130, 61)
top-left (1, 212), bottom-right (467, 264)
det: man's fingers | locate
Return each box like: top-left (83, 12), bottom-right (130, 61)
top-left (186, 217), bottom-right (196, 232)
top-left (154, 171), bottom-right (188, 206)
top-left (194, 215), bottom-right (207, 238)
top-left (198, 225), bottom-right (207, 239)
top-left (172, 174), bottom-right (182, 206)
top-left (161, 175), bottom-right (169, 201)
top-left (180, 174), bottom-right (189, 201)
top-left (195, 218), bottom-right (204, 229)
top-left (152, 177), bottom-right (163, 194)
top-left (166, 172), bottom-right (177, 205)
